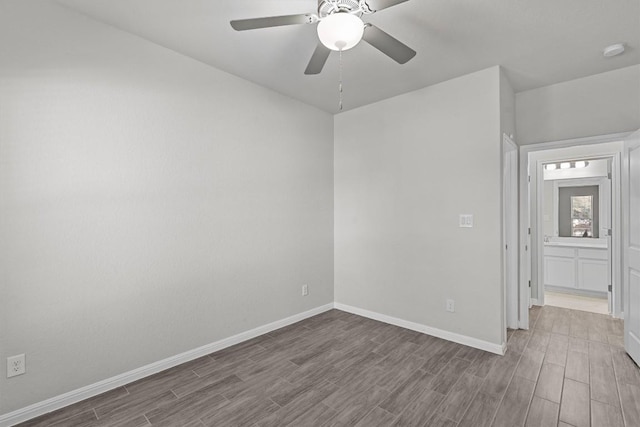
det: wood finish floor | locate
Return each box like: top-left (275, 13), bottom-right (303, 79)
top-left (16, 306), bottom-right (640, 427)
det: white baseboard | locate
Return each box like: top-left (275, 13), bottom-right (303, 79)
top-left (0, 303), bottom-right (334, 427)
top-left (334, 302), bottom-right (506, 356)
top-left (531, 298), bottom-right (540, 306)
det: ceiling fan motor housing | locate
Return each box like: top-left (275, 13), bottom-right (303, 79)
top-left (318, 0), bottom-right (373, 18)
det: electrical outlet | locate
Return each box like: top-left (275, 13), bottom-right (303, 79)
top-left (302, 284), bottom-right (309, 296)
top-left (446, 299), bottom-right (455, 313)
top-left (7, 354), bottom-right (25, 378)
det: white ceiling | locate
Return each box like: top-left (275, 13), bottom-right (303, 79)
top-left (56, 0), bottom-right (640, 113)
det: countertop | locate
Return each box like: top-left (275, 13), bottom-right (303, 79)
top-left (544, 238), bottom-right (608, 249)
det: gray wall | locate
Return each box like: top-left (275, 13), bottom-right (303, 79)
top-left (516, 65), bottom-right (640, 145)
top-left (0, 1), bottom-right (334, 414)
top-left (558, 186), bottom-right (599, 238)
top-left (334, 67), bottom-right (504, 347)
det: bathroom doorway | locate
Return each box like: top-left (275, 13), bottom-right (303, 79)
top-left (518, 134), bottom-right (628, 328)
top-left (540, 157), bottom-right (612, 314)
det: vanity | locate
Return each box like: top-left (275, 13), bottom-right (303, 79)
top-left (543, 238), bottom-right (608, 296)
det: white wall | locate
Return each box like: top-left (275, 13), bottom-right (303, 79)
top-left (0, 1), bottom-right (334, 415)
top-left (334, 67), bottom-right (504, 347)
top-left (516, 65), bottom-right (640, 145)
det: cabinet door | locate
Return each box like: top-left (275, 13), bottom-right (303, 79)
top-left (578, 259), bottom-right (608, 293)
top-left (544, 256), bottom-right (576, 288)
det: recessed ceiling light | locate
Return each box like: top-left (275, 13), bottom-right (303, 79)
top-left (603, 43), bottom-right (625, 58)
top-left (545, 164), bottom-right (557, 171)
top-left (560, 162), bottom-right (571, 169)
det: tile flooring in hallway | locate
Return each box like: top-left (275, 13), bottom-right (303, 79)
top-left (16, 306), bottom-right (640, 427)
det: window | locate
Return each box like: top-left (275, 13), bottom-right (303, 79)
top-left (571, 195), bottom-right (593, 237)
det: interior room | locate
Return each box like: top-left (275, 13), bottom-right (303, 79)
top-left (1, 1), bottom-right (639, 426)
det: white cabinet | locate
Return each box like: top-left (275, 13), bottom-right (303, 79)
top-left (544, 256), bottom-right (575, 288)
top-left (578, 259), bottom-right (609, 292)
top-left (543, 244), bottom-right (608, 295)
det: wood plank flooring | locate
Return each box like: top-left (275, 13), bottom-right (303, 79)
top-left (16, 305), bottom-right (640, 426)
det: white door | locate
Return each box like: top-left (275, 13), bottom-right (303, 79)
top-left (624, 129), bottom-right (640, 365)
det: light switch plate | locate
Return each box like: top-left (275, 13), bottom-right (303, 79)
top-left (459, 214), bottom-right (473, 228)
top-left (446, 299), bottom-right (455, 312)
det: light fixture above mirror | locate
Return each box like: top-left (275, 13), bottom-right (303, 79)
top-left (545, 161), bottom-right (590, 171)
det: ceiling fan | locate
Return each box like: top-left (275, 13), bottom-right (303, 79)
top-left (230, 0), bottom-right (416, 75)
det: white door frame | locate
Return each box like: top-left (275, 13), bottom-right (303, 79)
top-left (503, 135), bottom-right (519, 330)
top-left (519, 132), bottom-right (630, 326)
top-left (518, 145), bottom-right (532, 329)
top-left (535, 152), bottom-right (619, 312)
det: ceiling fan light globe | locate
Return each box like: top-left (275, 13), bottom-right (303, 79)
top-left (317, 13), bottom-right (364, 51)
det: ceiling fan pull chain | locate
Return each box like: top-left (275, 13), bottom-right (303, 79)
top-left (339, 49), bottom-right (344, 111)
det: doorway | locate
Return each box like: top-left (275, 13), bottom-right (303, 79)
top-left (540, 157), bottom-right (612, 315)
top-left (518, 133), bottom-right (629, 329)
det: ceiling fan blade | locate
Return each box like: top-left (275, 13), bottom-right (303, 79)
top-left (363, 24), bottom-right (416, 64)
top-left (365, 0), bottom-right (410, 12)
top-left (304, 43), bottom-right (331, 75)
top-left (230, 14), bottom-right (315, 31)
